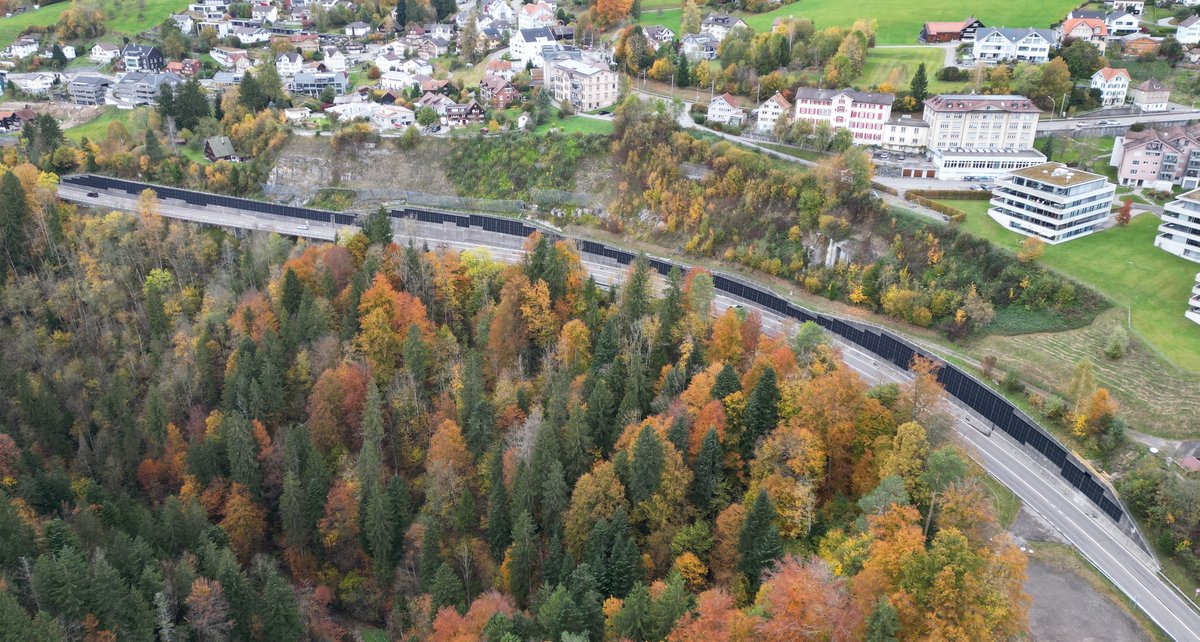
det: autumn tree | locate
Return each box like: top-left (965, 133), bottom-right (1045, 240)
top-left (185, 578), bottom-right (234, 642)
top-left (755, 556), bottom-right (862, 642)
top-left (221, 483), bottom-right (266, 563)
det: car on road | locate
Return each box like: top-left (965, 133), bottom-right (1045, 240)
top-left (1075, 121), bottom-right (1092, 128)
top-left (297, 223), bottom-right (309, 230)
top-left (86, 192), bottom-right (99, 198)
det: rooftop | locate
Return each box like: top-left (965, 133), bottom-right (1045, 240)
top-left (1010, 162), bottom-right (1106, 187)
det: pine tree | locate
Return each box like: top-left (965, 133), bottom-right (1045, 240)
top-left (224, 412), bottom-right (260, 495)
top-left (711, 363), bottom-right (741, 400)
top-left (620, 257), bottom-right (652, 328)
top-left (143, 128), bottom-right (164, 163)
top-left (910, 62), bottom-right (929, 103)
top-left (281, 267), bottom-right (303, 316)
top-left (0, 171), bottom-right (28, 277)
top-left (629, 425), bottom-right (664, 505)
top-left (256, 564), bottom-right (303, 641)
top-left (690, 428), bottom-right (723, 512)
top-left (454, 487), bottom-right (478, 536)
top-left (865, 597), bottom-right (900, 642)
top-left (361, 207), bottom-right (393, 245)
top-left (508, 511), bottom-right (537, 608)
top-left (612, 582), bottom-right (654, 641)
top-left (738, 490), bottom-right (783, 590)
top-left (674, 52), bottom-right (690, 87)
top-left (740, 367), bottom-right (780, 458)
top-left (358, 380), bottom-right (384, 487)
top-left (486, 449), bottom-right (512, 558)
top-left (419, 520), bottom-right (442, 587)
top-left (365, 479), bottom-right (394, 577)
top-left (585, 376), bottom-right (615, 454)
top-left (541, 459), bottom-right (569, 537)
top-left (430, 562), bottom-right (466, 614)
top-left (666, 415), bottom-right (689, 459)
top-left (280, 471), bottom-right (308, 549)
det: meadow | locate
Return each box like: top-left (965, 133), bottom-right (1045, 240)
top-left (0, 0), bottom-right (188, 48)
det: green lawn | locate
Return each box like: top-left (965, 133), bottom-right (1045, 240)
top-left (946, 199), bottom-right (1200, 371)
top-left (854, 47), bottom-right (965, 93)
top-left (533, 115), bottom-right (614, 136)
top-left (64, 106), bottom-right (144, 142)
top-left (0, 0), bottom-right (189, 48)
top-left (637, 0), bottom-right (1079, 44)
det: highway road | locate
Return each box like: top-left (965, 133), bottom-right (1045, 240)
top-left (1038, 107), bottom-right (1200, 133)
top-left (58, 183), bottom-right (1200, 641)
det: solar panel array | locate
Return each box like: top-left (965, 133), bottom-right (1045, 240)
top-left (63, 175), bottom-right (1127, 526)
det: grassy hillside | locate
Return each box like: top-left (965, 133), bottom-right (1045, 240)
top-left (0, 0), bottom-right (188, 48)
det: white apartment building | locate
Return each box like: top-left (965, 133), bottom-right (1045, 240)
top-left (1188, 272), bottom-right (1200, 325)
top-left (510, 27), bottom-right (556, 67)
top-left (972, 27), bottom-right (1058, 63)
top-left (989, 162), bottom-right (1116, 244)
top-left (1157, 190), bottom-right (1200, 262)
top-left (791, 87), bottom-right (892, 145)
top-left (755, 92), bottom-right (791, 134)
top-left (1177, 15), bottom-right (1200, 45)
top-left (546, 58), bottom-right (618, 112)
top-left (883, 115), bottom-right (930, 152)
top-left (1091, 67), bottom-right (1131, 107)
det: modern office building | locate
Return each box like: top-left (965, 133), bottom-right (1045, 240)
top-left (988, 162), bottom-right (1116, 244)
top-left (1157, 190), bottom-right (1200, 262)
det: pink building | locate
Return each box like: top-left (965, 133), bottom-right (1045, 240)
top-left (1109, 125), bottom-right (1200, 190)
top-left (791, 87), bottom-right (893, 145)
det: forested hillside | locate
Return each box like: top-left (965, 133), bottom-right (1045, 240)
top-left (0, 178), bottom-right (1028, 640)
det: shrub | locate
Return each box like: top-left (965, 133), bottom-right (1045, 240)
top-left (1002, 369), bottom-right (1024, 393)
top-left (1105, 324), bottom-right (1130, 360)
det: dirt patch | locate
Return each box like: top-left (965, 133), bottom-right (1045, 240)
top-left (0, 101), bottom-right (104, 129)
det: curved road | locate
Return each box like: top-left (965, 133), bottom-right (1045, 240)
top-left (57, 183), bottom-right (1200, 641)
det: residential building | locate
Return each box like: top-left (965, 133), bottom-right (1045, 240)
top-left (707, 93), bottom-right (746, 126)
top-left (1110, 125), bottom-right (1200, 189)
top-left (1058, 17), bottom-right (1108, 46)
top-left (445, 99), bottom-right (485, 126)
top-left (416, 91), bottom-right (456, 115)
top-left (971, 27), bottom-right (1057, 63)
top-left (205, 136), bottom-right (240, 162)
top-left (165, 59), bottom-right (202, 76)
top-left (90, 43), bottom-right (120, 64)
top-left (171, 13), bottom-right (195, 33)
top-left (0, 108), bottom-right (36, 132)
top-left (68, 75), bottom-right (112, 105)
top-left (108, 72), bottom-right (182, 106)
top-left (921, 94), bottom-right (1044, 179)
top-left (883, 115), bottom-right (930, 152)
top-left (283, 106), bottom-right (311, 121)
top-left (919, 16), bottom-right (985, 43)
top-left (1106, 11), bottom-right (1140, 36)
top-left (380, 70), bottom-right (415, 91)
top-left (1157, 190), bottom-right (1200, 262)
top-left (480, 74), bottom-right (518, 108)
top-left (644, 25), bottom-right (675, 48)
top-left (486, 58), bottom-right (515, 80)
top-left (345, 21), bottom-right (371, 37)
top-left (122, 44), bottom-right (164, 72)
top-left (482, 0), bottom-right (516, 24)
top-left (1090, 67), bottom-right (1131, 106)
top-left (1177, 15), bottom-right (1200, 44)
top-left (290, 71), bottom-right (349, 96)
top-left (371, 104), bottom-right (415, 130)
top-left (3, 36), bottom-right (39, 59)
top-left (8, 72), bottom-right (61, 95)
top-left (988, 162), bottom-right (1116, 244)
top-left (1113, 0), bottom-right (1144, 15)
top-left (322, 47), bottom-right (347, 72)
top-left (701, 13), bottom-right (749, 41)
top-left (791, 87), bottom-right (893, 145)
top-left (1118, 33), bottom-right (1162, 56)
top-left (231, 26), bottom-right (271, 44)
top-left (546, 57), bottom-right (618, 112)
top-left (510, 27), bottom-right (556, 67)
top-left (1131, 78), bottom-right (1170, 111)
top-left (755, 92), bottom-right (791, 134)
top-left (277, 52), bottom-right (304, 76)
top-left (518, 1), bottom-right (557, 29)
top-left (1189, 272), bottom-right (1200, 325)
top-left (680, 33), bottom-right (719, 61)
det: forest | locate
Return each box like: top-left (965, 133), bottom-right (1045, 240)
top-left (0, 169), bottom-right (1030, 641)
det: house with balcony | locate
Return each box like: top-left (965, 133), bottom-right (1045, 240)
top-left (546, 57), bottom-right (618, 112)
top-left (988, 162), bottom-right (1115, 244)
top-left (707, 93), bottom-right (745, 126)
top-left (1188, 272), bottom-right (1200, 325)
top-left (1058, 17), bottom-right (1108, 47)
top-left (68, 75), bottom-right (113, 105)
top-left (680, 33), bottom-right (719, 61)
top-left (701, 13), bottom-right (749, 41)
top-left (971, 27), bottom-right (1057, 63)
top-left (121, 44), bottom-right (164, 72)
top-left (1157, 190), bottom-right (1200, 263)
top-left (755, 92), bottom-right (791, 134)
top-left (1110, 125), bottom-right (1200, 189)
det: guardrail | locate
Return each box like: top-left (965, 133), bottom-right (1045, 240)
top-left (60, 173), bottom-right (1138, 541)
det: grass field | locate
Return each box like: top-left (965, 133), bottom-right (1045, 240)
top-left (534, 115), bottom-right (614, 136)
top-left (854, 47), bottom-right (966, 93)
top-left (0, 0), bottom-right (188, 48)
top-left (64, 106), bottom-right (145, 141)
top-left (637, 0), bottom-right (1079, 45)
top-left (946, 199), bottom-right (1200, 372)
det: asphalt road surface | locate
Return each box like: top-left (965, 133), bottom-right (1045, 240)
top-left (58, 184), bottom-right (1200, 641)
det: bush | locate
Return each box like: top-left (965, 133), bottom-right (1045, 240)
top-left (1105, 324), bottom-right (1130, 360)
top-left (936, 67), bottom-right (968, 82)
top-left (1002, 369), bottom-right (1024, 393)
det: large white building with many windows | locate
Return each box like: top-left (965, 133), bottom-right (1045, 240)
top-left (791, 87), bottom-right (892, 145)
top-left (1158, 190), bottom-right (1200, 263)
top-left (922, 94), bottom-right (1045, 179)
top-left (988, 162), bottom-right (1115, 244)
top-left (1188, 272), bottom-right (1200, 325)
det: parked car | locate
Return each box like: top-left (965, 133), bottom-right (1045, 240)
top-left (86, 192), bottom-right (99, 198)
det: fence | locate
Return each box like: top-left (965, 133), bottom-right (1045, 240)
top-left (61, 173), bottom-right (1139, 540)
top-left (904, 189), bottom-right (989, 222)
